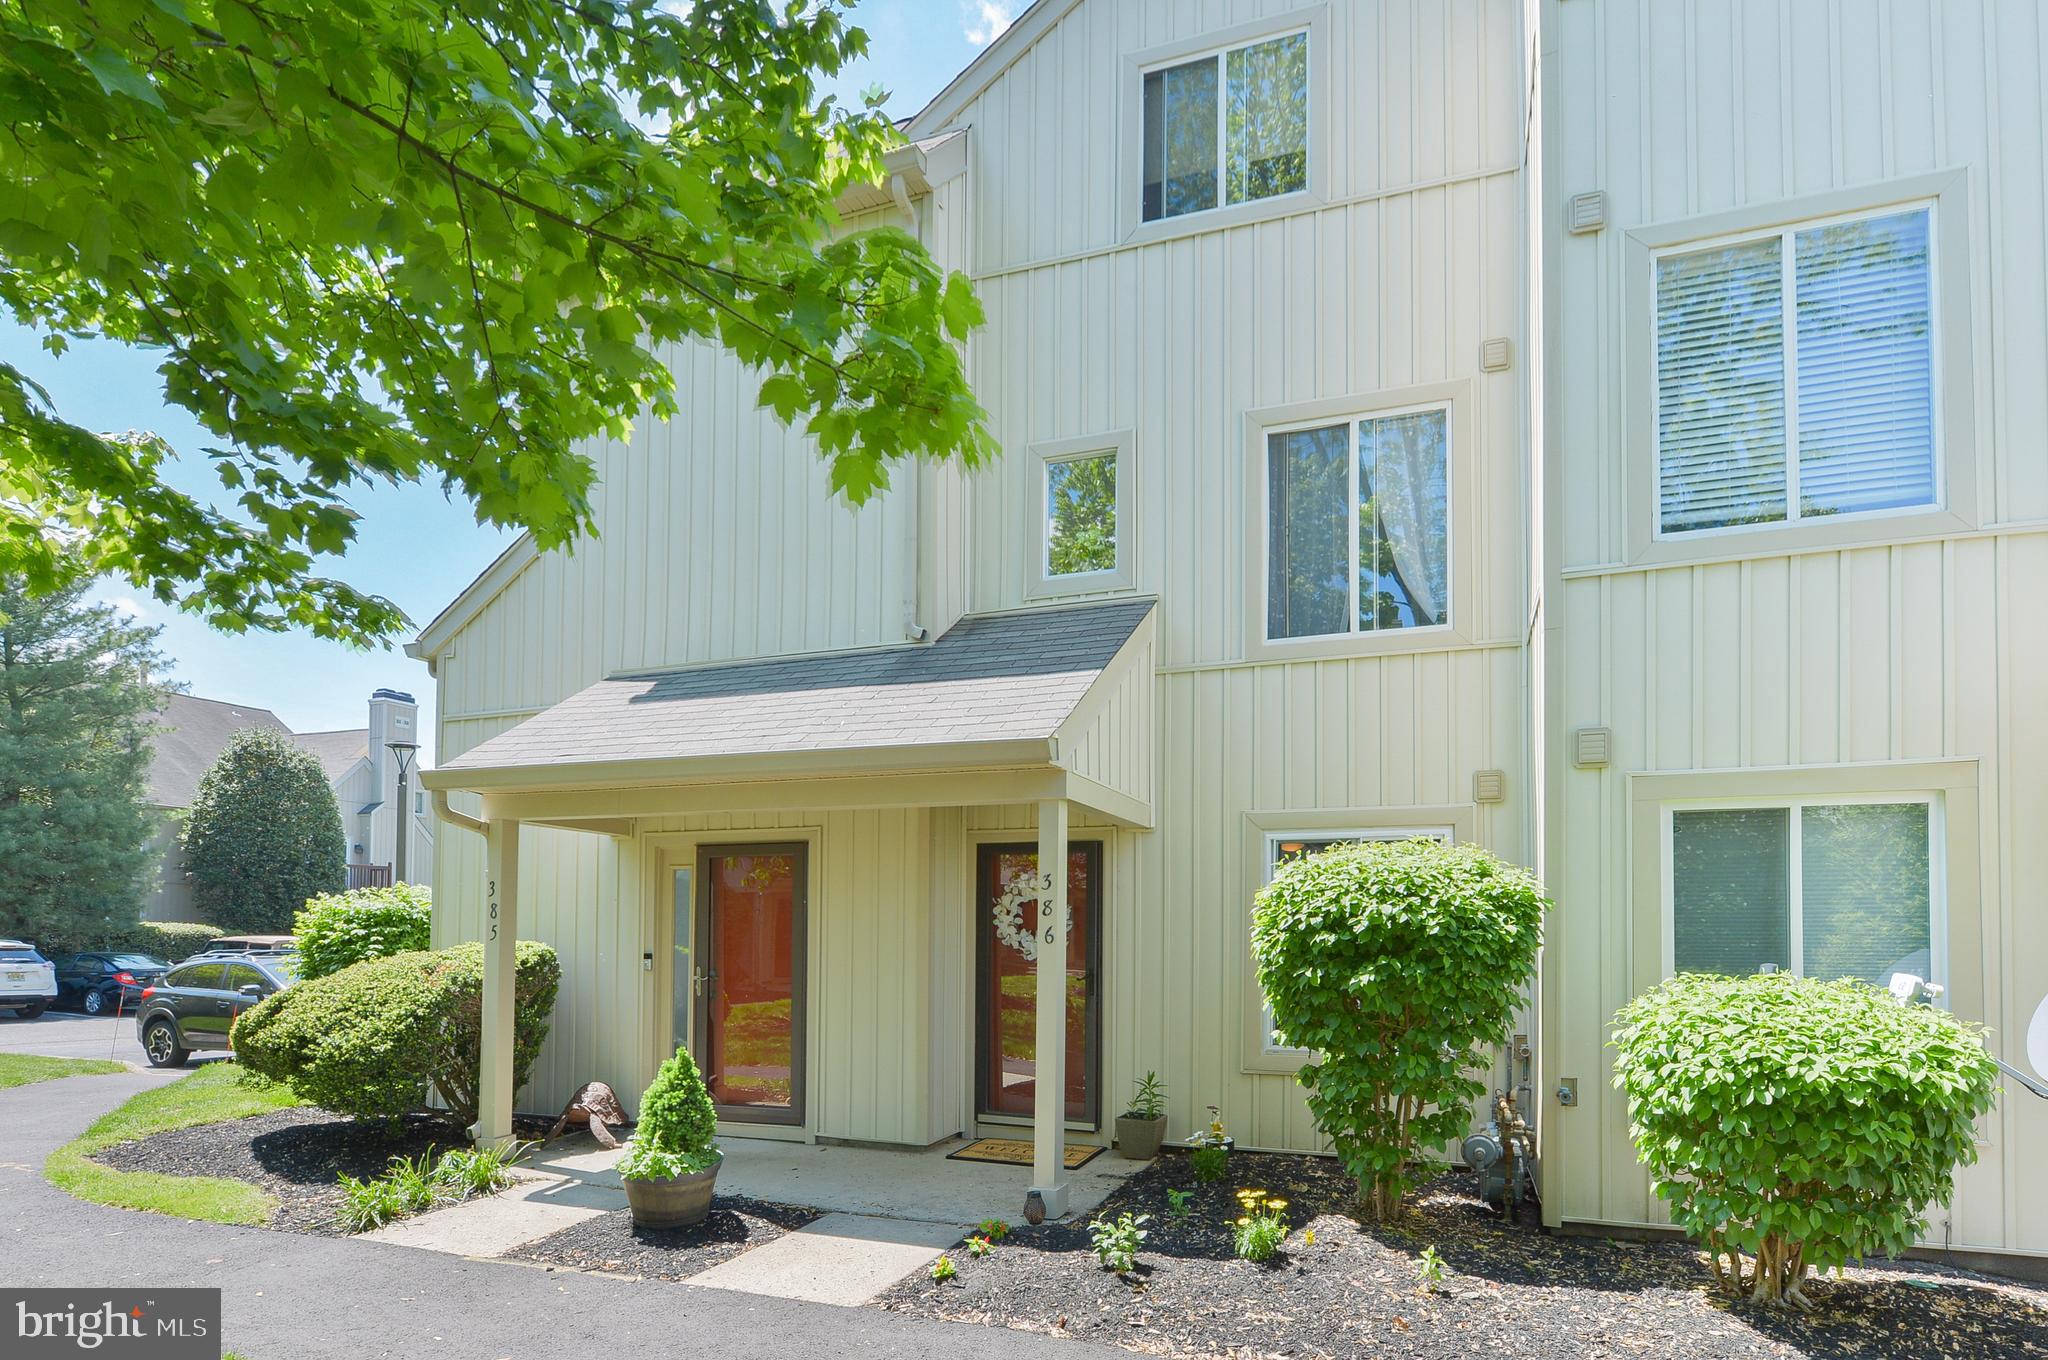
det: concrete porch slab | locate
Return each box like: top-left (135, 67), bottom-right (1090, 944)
top-left (362, 1169), bottom-right (622, 1257)
top-left (684, 1213), bottom-right (961, 1307)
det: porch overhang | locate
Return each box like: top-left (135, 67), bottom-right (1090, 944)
top-left (421, 599), bottom-right (1157, 831)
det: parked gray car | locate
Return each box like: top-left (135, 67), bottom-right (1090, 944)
top-left (135, 951), bottom-right (299, 1067)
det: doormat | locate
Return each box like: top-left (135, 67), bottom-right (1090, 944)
top-left (946, 1138), bottom-right (1103, 1170)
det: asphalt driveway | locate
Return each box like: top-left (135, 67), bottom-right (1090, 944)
top-left (0, 1009), bottom-right (155, 1065)
top-left (1, 1068), bottom-right (1119, 1360)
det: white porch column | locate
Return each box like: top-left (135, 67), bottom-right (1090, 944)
top-left (1031, 798), bottom-right (1070, 1217)
top-left (477, 818), bottom-right (520, 1148)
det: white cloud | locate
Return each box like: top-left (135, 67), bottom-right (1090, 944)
top-left (107, 596), bottom-right (147, 618)
top-left (962, 0), bottom-right (1018, 47)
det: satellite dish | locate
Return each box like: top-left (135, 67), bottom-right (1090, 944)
top-left (2028, 993), bottom-right (2048, 1079)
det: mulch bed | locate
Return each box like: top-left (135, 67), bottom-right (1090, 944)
top-left (507, 1198), bottom-right (823, 1280)
top-left (877, 1152), bottom-right (2048, 1360)
top-left (93, 1108), bottom-right (472, 1235)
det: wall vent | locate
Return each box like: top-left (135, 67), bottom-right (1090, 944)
top-left (1566, 191), bottom-right (1608, 234)
top-left (1473, 770), bottom-right (1507, 803)
top-left (1479, 338), bottom-right (1514, 372)
top-left (1573, 727), bottom-right (1613, 768)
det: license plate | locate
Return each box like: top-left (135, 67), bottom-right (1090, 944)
top-left (3, 971), bottom-right (23, 984)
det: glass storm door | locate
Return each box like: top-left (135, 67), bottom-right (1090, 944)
top-left (975, 841), bottom-right (1102, 1126)
top-left (694, 845), bottom-right (806, 1126)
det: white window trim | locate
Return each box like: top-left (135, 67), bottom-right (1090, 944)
top-left (1240, 804), bottom-right (1478, 1075)
top-left (1242, 380), bottom-right (1474, 663)
top-left (1120, 5), bottom-right (1330, 246)
top-left (1656, 792), bottom-right (1949, 992)
top-left (1025, 430), bottom-right (1136, 600)
top-left (1622, 170), bottom-right (1978, 567)
top-left (1649, 200), bottom-right (1944, 543)
top-left (1138, 26), bottom-right (1312, 228)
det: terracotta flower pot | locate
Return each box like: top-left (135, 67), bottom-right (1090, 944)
top-left (1115, 1113), bottom-right (1168, 1160)
top-left (622, 1151), bottom-right (722, 1229)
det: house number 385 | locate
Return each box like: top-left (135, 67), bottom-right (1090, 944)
top-left (488, 878), bottom-right (499, 941)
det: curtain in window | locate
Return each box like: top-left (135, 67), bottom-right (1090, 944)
top-left (1794, 210), bottom-right (1936, 517)
top-left (1267, 425), bottom-right (1349, 639)
top-left (1800, 803), bottom-right (1932, 985)
top-left (1142, 58), bottom-right (1219, 221)
top-left (1672, 808), bottom-right (1791, 974)
top-left (1226, 33), bottom-right (1309, 205)
top-left (1360, 411), bottom-right (1449, 629)
top-left (1656, 237), bottom-right (1788, 532)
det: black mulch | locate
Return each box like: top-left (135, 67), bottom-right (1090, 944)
top-left (877, 1152), bottom-right (2048, 1360)
top-left (506, 1198), bottom-right (823, 1280)
top-left (92, 1108), bottom-right (472, 1235)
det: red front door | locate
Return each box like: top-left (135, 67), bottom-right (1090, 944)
top-left (695, 844), bottom-right (806, 1125)
top-left (975, 841), bottom-right (1101, 1126)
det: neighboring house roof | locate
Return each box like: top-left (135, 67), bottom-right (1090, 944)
top-left (291, 728), bottom-right (371, 784)
top-left (438, 600), bottom-right (1155, 779)
top-left (146, 694), bottom-right (292, 809)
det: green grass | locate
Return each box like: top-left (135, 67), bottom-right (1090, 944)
top-left (0, 1052), bottom-right (127, 1088)
top-left (46, 1062), bottom-right (308, 1225)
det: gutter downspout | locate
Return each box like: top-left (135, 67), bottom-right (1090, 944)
top-left (431, 788), bottom-right (487, 837)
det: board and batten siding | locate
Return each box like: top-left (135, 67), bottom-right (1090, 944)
top-left (1538, 0), bottom-right (2048, 1257)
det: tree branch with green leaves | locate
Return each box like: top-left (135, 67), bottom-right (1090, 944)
top-left (0, 0), bottom-right (994, 644)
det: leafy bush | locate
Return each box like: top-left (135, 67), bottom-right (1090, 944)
top-left (1251, 839), bottom-right (1546, 1220)
top-left (234, 942), bottom-right (559, 1127)
top-left (1087, 1211), bottom-right (1148, 1274)
top-left (617, 1045), bottom-right (719, 1180)
top-left (294, 884), bottom-right (433, 979)
top-left (1612, 972), bottom-right (1999, 1309)
top-left (182, 728), bottom-right (345, 932)
top-left (34, 919), bottom-right (221, 963)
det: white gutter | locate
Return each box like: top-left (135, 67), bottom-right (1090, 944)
top-left (431, 789), bottom-right (487, 836)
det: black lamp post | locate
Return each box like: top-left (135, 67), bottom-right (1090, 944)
top-left (387, 740), bottom-right (420, 883)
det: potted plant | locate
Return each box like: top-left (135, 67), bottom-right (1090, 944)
top-left (1115, 1071), bottom-right (1169, 1160)
top-left (619, 1045), bottom-right (721, 1228)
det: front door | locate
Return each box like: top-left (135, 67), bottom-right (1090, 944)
top-left (694, 844), bottom-right (807, 1126)
top-left (975, 841), bottom-right (1102, 1127)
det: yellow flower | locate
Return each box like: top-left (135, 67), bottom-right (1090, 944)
top-left (1304, 1229), bottom-right (1316, 1246)
top-left (1236, 1216), bottom-right (1251, 1226)
top-left (1266, 1198), bottom-right (1289, 1211)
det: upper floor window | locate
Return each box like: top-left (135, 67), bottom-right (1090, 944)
top-left (1266, 407), bottom-right (1449, 641)
top-left (1654, 205), bottom-right (1937, 536)
top-left (1668, 798), bottom-right (1936, 986)
top-left (1046, 450), bottom-right (1118, 577)
top-left (1142, 30), bottom-right (1308, 223)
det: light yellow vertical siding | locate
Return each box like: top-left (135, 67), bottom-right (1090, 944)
top-left (1540, 0), bottom-right (2048, 1257)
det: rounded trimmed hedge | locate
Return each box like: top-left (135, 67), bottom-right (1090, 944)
top-left (234, 941), bottom-right (559, 1127)
top-left (1612, 972), bottom-right (1999, 1308)
top-left (293, 884), bottom-right (433, 979)
top-left (1251, 838), bottom-right (1546, 1220)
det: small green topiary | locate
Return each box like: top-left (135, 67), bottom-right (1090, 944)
top-left (619, 1046), bottom-right (719, 1180)
top-left (294, 884), bottom-right (433, 979)
top-left (233, 941), bottom-right (559, 1127)
top-left (1612, 972), bottom-right (2000, 1310)
top-left (1251, 839), bottom-right (1546, 1221)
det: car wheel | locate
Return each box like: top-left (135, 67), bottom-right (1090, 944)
top-left (81, 988), bottom-right (106, 1015)
top-left (19, 1000), bottom-right (47, 1020)
top-left (143, 1019), bottom-right (189, 1068)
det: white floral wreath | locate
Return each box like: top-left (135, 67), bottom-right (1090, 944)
top-left (991, 871), bottom-right (1072, 963)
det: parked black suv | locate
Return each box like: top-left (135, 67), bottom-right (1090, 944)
top-left (56, 952), bottom-right (169, 1015)
top-left (135, 952), bottom-right (299, 1067)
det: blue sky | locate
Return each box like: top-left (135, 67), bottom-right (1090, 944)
top-left (0, 0), bottom-right (1017, 764)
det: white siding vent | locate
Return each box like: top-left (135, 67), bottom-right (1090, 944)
top-left (1473, 769), bottom-right (1507, 803)
top-left (1480, 338), bottom-right (1514, 372)
top-left (1566, 191), bottom-right (1607, 234)
top-left (1572, 727), bottom-right (1612, 768)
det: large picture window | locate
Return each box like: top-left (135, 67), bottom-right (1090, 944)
top-left (1654, 205), bottom-right (1937, 535)
top-left (1142, 30), bottom-right (1308, 223)
top-left (1667, 798), bottom-right (1938, 986)
top-left (1266, 407), bottom-right (1450, 641)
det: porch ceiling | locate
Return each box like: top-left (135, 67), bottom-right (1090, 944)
top-left (422, 599), bottom-right (1156, 828)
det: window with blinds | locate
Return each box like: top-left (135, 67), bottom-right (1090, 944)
top-left (1654, 206), bottom-right (1936, 535)
top-left (1669, 799), bottom-right (1935, 986)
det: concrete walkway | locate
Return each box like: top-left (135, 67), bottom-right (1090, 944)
top-left (3, 1069), bottom-right (1122, 1360)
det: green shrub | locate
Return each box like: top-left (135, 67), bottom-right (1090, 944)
top-left (35, 919), bottom-right (221, 962)
top-left (618, 1045), bottom-right (719, 1179)
top-left (1231, 1188), bottom-right (1289, 1262)
top-left (1612, 972), bottom-right (1999, 1309)
top-left (336, 1172), bottom-right (412, 1233)
top-left (1251, 839), bottom-right (1546, 1220)
top-left (293, 885), bottom-right (433, 979)
top-left (1190, 1144), bottom-right (1229, 1183)
top-left (182, 728), bottom-right (345, 932)
top-left (1086, 1211), bottom-right (1148, 1274)
top-left (233, 942), bottom-right (559, 1127)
